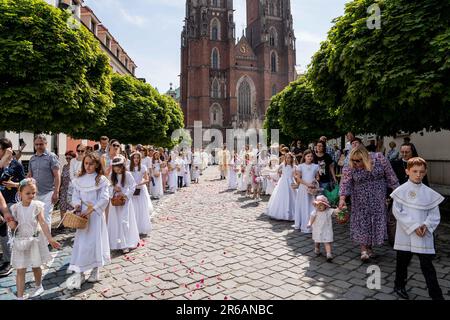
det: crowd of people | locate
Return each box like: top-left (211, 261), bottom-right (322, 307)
top-left (0, 132), bottom-right (446, 300)
top-left (222, 133), bottom-right (445, 301)
top-left (0, 135), bottom-right (214, 299)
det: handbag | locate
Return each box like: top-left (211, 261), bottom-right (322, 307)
top-left (133, 188), bottom-right (141, 196)
top-left (111, 191), bottom-right (126, 206)
top-left (11, 223), bottom-right (39, 252)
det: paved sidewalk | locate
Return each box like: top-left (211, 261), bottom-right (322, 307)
top-left (1, 166), bottom-right (449, 300)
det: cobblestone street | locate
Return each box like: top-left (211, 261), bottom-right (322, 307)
top-left (1, 166), bottom-right (449, 300)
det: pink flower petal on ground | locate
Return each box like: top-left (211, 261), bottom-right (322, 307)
top-left (144, 277), bottom-right (152, 282)
top-left (196, 283), bottom-right (200, 289)
top-left (200, 260), bottom-right (205, 264)
top-left (224, 296), bottom-right (228, 300)
top-left (161, 291), bottom-right (165, 296)
top-left (200, 279), bottom-right (204, 284)
top-left (102, 288), bottom-right (110, 293)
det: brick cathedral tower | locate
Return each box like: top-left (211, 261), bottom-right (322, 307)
top-left (180, 0), bottom-right (296, 136)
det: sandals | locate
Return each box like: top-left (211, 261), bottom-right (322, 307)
top-left (360, 251), bottom-right (370, 262)
top-left (314, 247), bottom-right (321, 256)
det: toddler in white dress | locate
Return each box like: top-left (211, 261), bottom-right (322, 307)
top-left (307, 195), bottom-right (338, 262)
top-left (9, 178), bottom-right (60, 299)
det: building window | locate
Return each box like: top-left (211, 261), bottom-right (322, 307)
top-left (91, 19), bottom-right (97, 35)
top-left (210, 18), bottom-right (220, 41)
top-left (212, 79), bottom-right (220, 98)
top-left (212, 0), bottom-right (220, 7)
top-left (125, 58), bottom-right (128, 69)
top-left (238, 80), bottom-right (251, 116)
top-left (272, 85), bottom-right (277, 96)
top-left (210, 103), bottom-right (223, 126)
top-left (269, 28), bottom-right (277, 47)
top-left (116, 48), bottom-right (120, 57)
top-left (105, 36), bottom-right (111, 49)
top-left (211, 48), bottom-right (219, 69)
top-left (271, 52), bottom-right (277, 72)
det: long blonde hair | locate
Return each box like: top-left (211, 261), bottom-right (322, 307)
top-left (349, 146), bottom-right (372, 171)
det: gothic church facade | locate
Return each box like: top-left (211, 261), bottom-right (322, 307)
top-left (180, 0), bottom-right (296, 134)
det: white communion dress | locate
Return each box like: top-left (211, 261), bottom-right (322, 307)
top-left (266, 163), bottom-right (296, 221)
top-left (130, 165), bottom-right (153, 235)
top-left (69, 173), bottom-right (111, 273)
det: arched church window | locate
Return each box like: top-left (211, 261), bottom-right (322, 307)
top-left (271, 52), bottom-right (277, 72)
top-left (211, 48), bottom-right (219, 69)
top-left (238, 80), bottom-right (251, 116)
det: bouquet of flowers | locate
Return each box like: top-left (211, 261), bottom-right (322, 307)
top-left (336, 207), bottom-right (350, 225)
top-left (307, 181), bottom-right (320, 195)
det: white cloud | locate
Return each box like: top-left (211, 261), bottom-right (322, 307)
top-left (296, 31), bottom-right (323, 44)
top-left (119, 8), bottom-right (148, 27)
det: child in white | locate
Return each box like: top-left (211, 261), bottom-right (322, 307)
top-left (175, 153), bottom-right (186, 189)
top-left (108, 155), bottom-right (140, 254)
top-left (69, 153), bottom-right (110, 288)
top-left (307, 195), bottom-right (338, 262)
top-left (167, 154), bottom-right (178, 193)
top-left (263, 156), bottom-right (280, 196)
top-left (294, 150), bottom-right (320, 232)
top-left (10, 178), bottom-right (60, 299)
top-left (390, 157), bottom-right (444, 300)
top-left (129, 152), bottom-right (153, 236)
top-left (227, 154), bottom-right (238, 190)
top-left (150, 152), bottom-right (164, 199)
top-left (266, 153), bottom-right (296, 221)
top-left (182, 153), bottom-right (191, 187)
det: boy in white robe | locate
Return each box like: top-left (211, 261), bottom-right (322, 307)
top-left (390, 157), bottom-right (444, 300)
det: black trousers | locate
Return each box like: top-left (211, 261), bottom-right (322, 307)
top-left (395, 250), bottom-right (444, 300)
top-left (177, 176), bottom-right (184, 189)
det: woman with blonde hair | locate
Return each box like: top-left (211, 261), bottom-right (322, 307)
top-left (338, 146), bottom-right (399, 262)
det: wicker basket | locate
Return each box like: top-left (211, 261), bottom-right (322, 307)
top-left (62, 211), bottom-right (88, 229)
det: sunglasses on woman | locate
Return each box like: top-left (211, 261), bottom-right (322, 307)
top-left (112, 144), bottom-right (120, 148)
top-left (77, 149), bottom-right (85, 153)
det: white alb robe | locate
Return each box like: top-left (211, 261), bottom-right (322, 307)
top-left (391, 180), bottom-right (444, 254)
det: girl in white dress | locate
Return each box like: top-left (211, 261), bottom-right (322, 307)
top-left (129, 152), bottom-right (153, 236)
top-left (258, 150), bottom-right (269, 195)
top-left (10, 178), bottom-right (60, 299)
top-left (150, 152), bottom-right (164, 199)
top-left (69, 153), bottom-right (111, 287)
top-left (264, 156), bottom-right (280, 196)
top-left (266, 153), bottom-right (296, 221)
top-left (307, 195), bottom-right (338, 262)
top-left (227, 153), bottom-right (238, 190)
top-left (182, 153), bottom-right (191, 187)
top-left (294, 150), bottom-right (320, 232)
top-left (107, 155), bottom-right (140, 254)
top-left (167, 154), bottom-right (178, 193)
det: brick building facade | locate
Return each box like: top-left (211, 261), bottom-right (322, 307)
top-left (180, 0), bottom-right (296, 136)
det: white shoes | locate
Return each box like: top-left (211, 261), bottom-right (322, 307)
top-left (66, 272), bottom-right (85, 290)
top-left (87, 268), bottom-right (100, 283)
top-left (31, 285), bottom-right (45, 298)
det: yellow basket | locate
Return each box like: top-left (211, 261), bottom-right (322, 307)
top-left (62, 211), bottom-right (88, 229)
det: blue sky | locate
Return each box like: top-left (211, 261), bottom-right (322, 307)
top-left (84, 0), bottom-right (349, 93)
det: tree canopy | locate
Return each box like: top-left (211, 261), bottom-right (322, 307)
top-left (308, 0), bottom-right (450, 136)
top-left (0, 0), bottom-right (114, 134)
top-left (73, 74), bottom-right (184, 147)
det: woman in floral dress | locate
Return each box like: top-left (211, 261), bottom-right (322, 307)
top-left (58, 151), bottom-right (76, 226)
top-left (338, 146), bottom-right (399, 262)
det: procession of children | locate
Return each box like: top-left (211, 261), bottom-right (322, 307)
top-left (0, 137), bottom-right (446, 301)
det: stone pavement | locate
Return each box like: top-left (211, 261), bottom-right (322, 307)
top-left (1, 166), bottom-right (449, 300)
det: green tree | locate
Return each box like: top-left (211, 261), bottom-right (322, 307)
top-left (156, 94), bottom-right (185, 148)
top-left (76, 74), bottom-right (170, 145)
top-left (263, 94), bottom-right (291, 147)
top-left (308, 0), bottom-right (450, 136)
top-left (0, 0), bottom-right (114, 134)
top-left (278, 77), bottom-right (340, 144)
